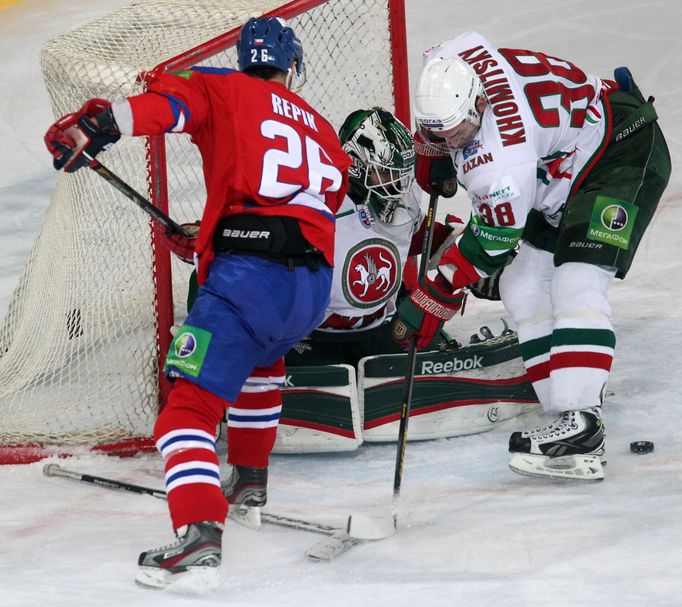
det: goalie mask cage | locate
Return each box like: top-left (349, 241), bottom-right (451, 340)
top-left (0, 0), bottom-right (409, 464)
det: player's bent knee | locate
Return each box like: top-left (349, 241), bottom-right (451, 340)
top-left (551, 262), bottom-right (615, 319)
top-left (499, 264), bottom-right (551, 323)
top-left (153, 378), bottom-right (227, 446)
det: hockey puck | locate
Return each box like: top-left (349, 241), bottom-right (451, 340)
top-left (630, 440), bottom-right (654, 454)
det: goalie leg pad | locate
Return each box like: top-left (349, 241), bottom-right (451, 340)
top-left (276, 364), bottom-right (362, 453)
top-left (359, 332), bottom-right (540, 442)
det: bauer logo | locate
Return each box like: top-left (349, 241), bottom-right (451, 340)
top-left (176, 333), bottom-right (196, 358)
top-left (420, 355), bottom-right (483, 374)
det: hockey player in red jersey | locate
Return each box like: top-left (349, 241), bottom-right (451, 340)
top-left (45, 16), bottom-right (350, 588)
top-left (393, 32), bottom-right (670, 482)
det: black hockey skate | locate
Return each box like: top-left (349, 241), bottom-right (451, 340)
top-left (136, 521), bottom-right (222, 589)
top-left (508, 407), bottom-right (605, 481)
top-left (222, 465), bottom-right (268, 529)
top-left (222, 465), bottom-right (268, 507)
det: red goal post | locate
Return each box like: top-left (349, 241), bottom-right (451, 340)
top-left (0, 0), bottom-right (409, 463)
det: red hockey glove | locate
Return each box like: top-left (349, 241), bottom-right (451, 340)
top-left (160, 221), bottom-right (201, 264)
top-left (414, 127), bottom-right (458, 198)
top-left (392, 274), bottom-right (465, 350)
top-left (45, 99), bottom-right (120, 173)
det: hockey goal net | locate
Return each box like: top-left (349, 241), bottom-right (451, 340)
top-left (0, 0), bottom-right (409, 463)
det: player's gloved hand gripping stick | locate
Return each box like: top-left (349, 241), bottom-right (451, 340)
top-left (346, 188), bottom-right (442, 541)
top-left (44, 100), bottom-right (192, 239)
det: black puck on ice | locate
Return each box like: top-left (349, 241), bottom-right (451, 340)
top-left (630, 441), bottom-right (654, 454)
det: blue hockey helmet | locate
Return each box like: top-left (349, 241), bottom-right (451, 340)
top-left (237, 17), bottom-right (304, 79)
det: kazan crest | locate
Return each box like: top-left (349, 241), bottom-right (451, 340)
top-left (342, 239), bottom-right (401, 309)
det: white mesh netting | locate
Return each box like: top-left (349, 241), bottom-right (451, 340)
top-left (0, 0), bottom-right (405, 454)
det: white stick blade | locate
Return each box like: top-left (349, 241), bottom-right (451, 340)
top-left (346, 514), bottom-right (396, 540)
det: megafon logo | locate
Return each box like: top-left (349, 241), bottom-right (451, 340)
top-left (420, 355), bottom-right (484, 374)
top-left (175, 333), bottom-right (197, 358)
top-left (600, 205), bottom-right (628, 231)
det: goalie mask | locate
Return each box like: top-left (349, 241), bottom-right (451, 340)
top-left (339, 107), bottom-right (415, 224)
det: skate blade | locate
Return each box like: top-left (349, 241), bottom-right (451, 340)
top-left (509, 452), bottom-right (605, 482)
top-left (229, 505), bottom-right (262, 529)
top-left (346, 513), bottom-right (396, 540)
top-left (135, 565), bottom-right (219, 592)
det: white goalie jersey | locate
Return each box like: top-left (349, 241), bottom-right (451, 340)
top-left (316, 186), bottom-right (423, 334)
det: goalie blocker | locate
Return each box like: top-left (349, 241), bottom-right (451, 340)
top-left (269, 331), bottom-right (539, 452)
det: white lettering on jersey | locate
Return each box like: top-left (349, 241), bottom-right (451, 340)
top-left (271, 93), bottom-right (318, 132)
top-left (458, 46), bottom-right (527, 147)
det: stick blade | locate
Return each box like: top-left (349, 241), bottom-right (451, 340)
top-left (305, 531), bottom-right (360, 561)
top-left (346, 513), bottom-right (396, 540)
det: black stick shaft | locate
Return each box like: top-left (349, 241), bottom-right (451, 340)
top-left (43, 463), bottom-right (167, 499)
top-left (43, 464), bottom-right (340, 536)
top-left (85, 155), bottom-right (192, 237)
top-left (392, 190), bottom-right (440, 498)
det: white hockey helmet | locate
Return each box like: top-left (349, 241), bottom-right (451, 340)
top-left (414, 56), bottom-right (484, 133)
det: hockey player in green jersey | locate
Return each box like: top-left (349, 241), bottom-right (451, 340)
top-left (395, 31), bottom-right (671, 481)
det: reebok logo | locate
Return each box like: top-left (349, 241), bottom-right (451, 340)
top-left (420, 355), bottom-right (483, 374)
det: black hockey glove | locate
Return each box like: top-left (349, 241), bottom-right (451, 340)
top-left (468, 250), bottom-right (517, 301)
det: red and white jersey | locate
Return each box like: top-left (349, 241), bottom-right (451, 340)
top-left (114, 68), bottom-right (350, 282)
top-left (317, 186), bottom-right (422, 334)
top-left (424, 32), bottom-right (612, 279)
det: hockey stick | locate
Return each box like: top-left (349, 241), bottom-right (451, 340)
top-left (43, 462), bottom-right (167, 498)
top-left (43, 463), bottom-right (360, 560)
top-left (347, 190), bottom-right (441, 540)
top-left (84, 153), bottom-right (192, 237)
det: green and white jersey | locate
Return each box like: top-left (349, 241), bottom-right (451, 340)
top-left (425, 31), bottom-right (610, 276)
top-left (317, 186), bottom-right (423, 334)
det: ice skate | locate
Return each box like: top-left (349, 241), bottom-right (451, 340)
top-left (508, 407), bottom-right (605, 481)
top-left (223, 465), bottom-right (268, 528)
top-left (136, 521), bottom-right (222, 590)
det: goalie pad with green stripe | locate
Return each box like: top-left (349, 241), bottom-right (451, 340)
top-left (275, 364), bottom-right (362, 454)
top-left (360, 332), bottom-right (539, 442)
top-left (276, 333), bottom-right (539, 452)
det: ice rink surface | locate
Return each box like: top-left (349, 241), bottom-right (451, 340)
top-left (1, 0), bottom-right (681, 605)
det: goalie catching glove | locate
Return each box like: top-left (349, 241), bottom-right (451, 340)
top-left (414, 127), bottom-right (458, 198)
top-left (44, 98), bottom-right (120, 172)
top-left (392, 273), bottom-right (465, 350)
